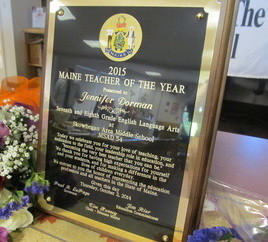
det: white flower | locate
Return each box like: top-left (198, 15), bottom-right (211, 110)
top-left (0, 104), bottom-right (39, 177)
top-left (0, 189), bottom-right (33, 232)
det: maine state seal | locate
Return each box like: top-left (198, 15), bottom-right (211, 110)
top-left (99, 13), bottom-right (142, 62)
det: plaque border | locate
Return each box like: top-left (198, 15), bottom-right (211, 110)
top-left (38, 0), bottom-right (238, 241)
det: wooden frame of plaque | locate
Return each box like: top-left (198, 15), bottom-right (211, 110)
top-left (38, 0), bottom-right (237, 241)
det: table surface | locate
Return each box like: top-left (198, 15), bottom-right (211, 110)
top-left (210, 131), bottom-right (268, 201)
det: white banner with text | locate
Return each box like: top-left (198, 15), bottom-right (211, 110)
top-left (228, 0), bottom-right (268, 78)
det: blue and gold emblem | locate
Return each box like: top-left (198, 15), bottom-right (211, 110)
top-left (99, 13), bottom-right (142, 62)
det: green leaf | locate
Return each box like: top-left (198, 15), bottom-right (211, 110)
top-left (28, 149), bottom-right (37, 171)
top-left (15, 190), bottom-right (24, 197)
top-left (219, 233), bottom-right (235, 241)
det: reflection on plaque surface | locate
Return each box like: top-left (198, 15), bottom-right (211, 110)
top-left (39, 1), bottom-right (234, 241)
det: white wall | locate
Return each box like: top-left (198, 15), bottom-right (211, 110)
top-left (0, 0), bottom-right (17, 82)
top-left (10, 0), bottom-right (41, 77)
top-left (0, 23), bottom-right (7, 82)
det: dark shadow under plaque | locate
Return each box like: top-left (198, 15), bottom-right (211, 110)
top-left (39, 1), bottom-right (236, 241)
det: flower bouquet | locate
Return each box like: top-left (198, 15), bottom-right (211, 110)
top-left (187, 226), bottom-right (242, 241)
top-left (0, 103), bottom-right (49, 233)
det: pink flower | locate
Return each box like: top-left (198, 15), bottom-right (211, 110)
top-left (0, 121), bottom-right (9, 146)
top-left (0, 227), bottom-right (8, 242)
